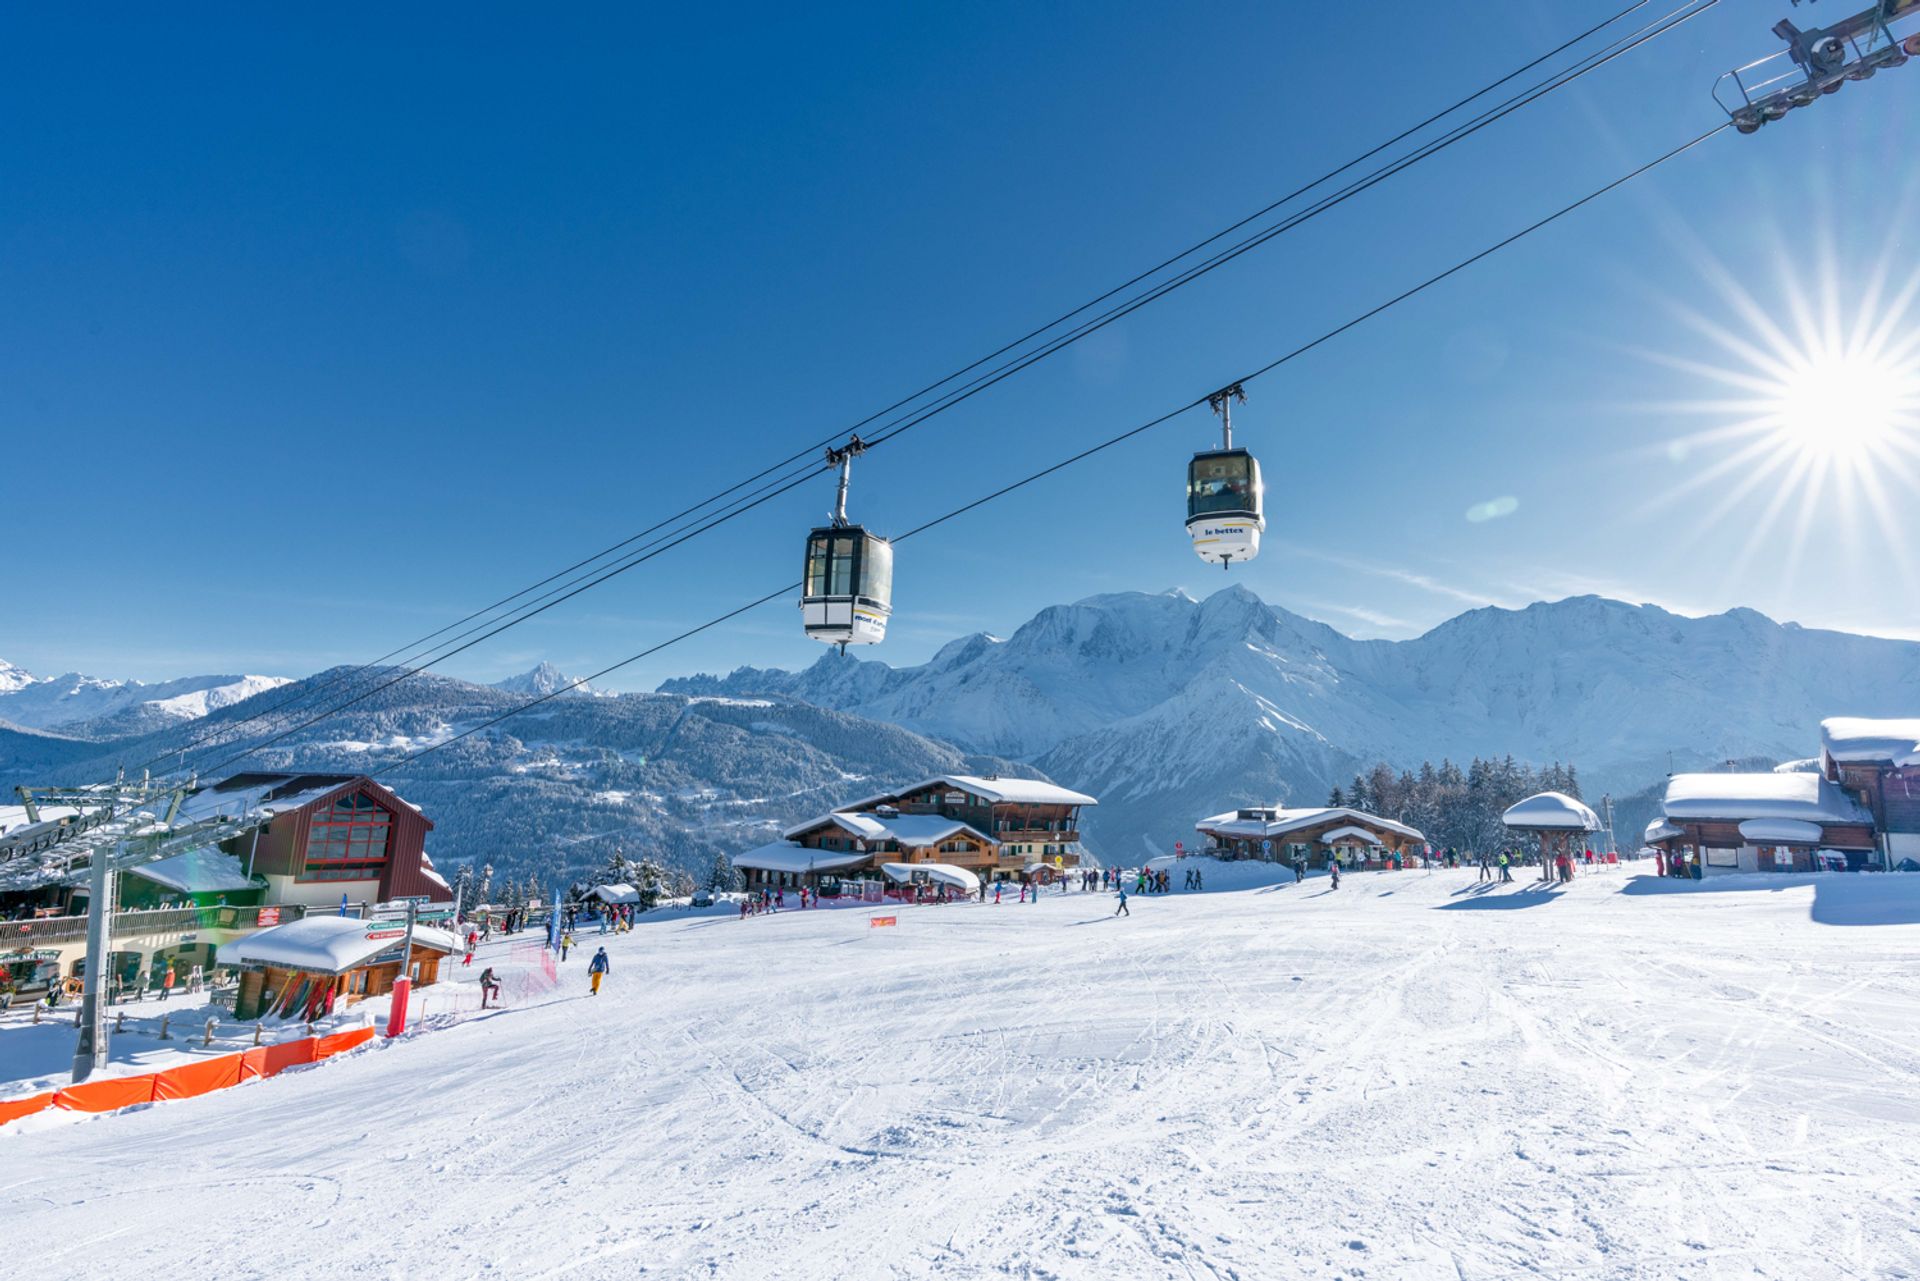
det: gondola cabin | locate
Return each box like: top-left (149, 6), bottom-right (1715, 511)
top-left (1185, 448), bottom-right (1264, 566)
top-left (801, 525), bottom-right (893, 647)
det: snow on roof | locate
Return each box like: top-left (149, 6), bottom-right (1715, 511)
top-left (731, 842), bottom-right (871, 875)
top-left (1319, 825), bottom-right (1386, 846)
top-left (1820, 717), bottom-right (1920, 767)
top-left (784, 812), bottom-right (993, 849)
top-left (1737, 818), bottom-right (1825, 845)
top-left (1501, 792), bottom-right (1601, 832)
top-left (1194, 806), bottom-right (1424, 843)
top-left (1644, 819), bottom-right (1684, 843)
top-left (1662, 772), bottom-right (1870, 824)
top-left (838, 775), bottom-right (1098, 813)
top-left (126, 848), bottom-right (260, 895)
top-left (586, 883), bottom-right (639, 904)
top-left (881, 862), bottom-right (981, 893)
top-left (216, 917), bottom-right (456, 974)
top-left (933, 775), bottom-right (1097, 807)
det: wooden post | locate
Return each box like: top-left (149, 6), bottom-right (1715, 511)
top-left (158, 1013), bottom-right (171, 1041)
top-left (205, 1018), bottom-right (217, 1046)
top-left (253, 1022), bottom-right (263, 1046)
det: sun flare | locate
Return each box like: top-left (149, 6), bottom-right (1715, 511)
top-left (1772, 351), bottom-right (1915, 466)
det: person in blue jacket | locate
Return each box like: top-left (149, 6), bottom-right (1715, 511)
top-left (588, 947), bottom-right (610, 995)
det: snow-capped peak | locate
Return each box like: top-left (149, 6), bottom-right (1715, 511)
top-left (493, 662), bottom-right (598, 698)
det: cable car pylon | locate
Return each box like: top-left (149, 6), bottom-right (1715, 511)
top-left (1185, 383), bottom-right (1265, 569)
top-left (800, 435), bottom-right (894, 652)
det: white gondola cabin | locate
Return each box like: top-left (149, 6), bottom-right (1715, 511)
top-left (1186, 384), bottom-right (1264, 567)
top-left (801, 438), bottom-right (893, 649)
top-left (801, 525), bottom-right (893, 647)
top-left (1186, 448), bottom-right (1264, 565)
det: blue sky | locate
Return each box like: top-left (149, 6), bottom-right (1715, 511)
top-left (4, 2), bottom-right (1917, 689)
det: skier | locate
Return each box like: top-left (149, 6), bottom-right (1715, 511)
top-left (1291, 853), bottom-right (1305, 884)
top-left (588, 947), bottom-right (610, 996)
top-left (160, 962), bottom-right (176, 1002)
top-left (1114, 887), bottom-right (1130, 917)
top-left (994, 882), bottom-right (1003, 904)
top-left (477, 966), bottom-right (501, 1008)
top-left (1498, 851), bottom-right (1513, 883)
top-left (560, 931), bottom-right (573, 962)
top-left (1328, 859), bottom-right (1341, 889)
top-left (1194, 868), bottom-right (1203, 892)
top-left (1478, 851), bottom-right (1492, 882)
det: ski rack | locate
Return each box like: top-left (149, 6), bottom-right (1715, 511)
top-left (1716, 0), bottom-right (1920, 133)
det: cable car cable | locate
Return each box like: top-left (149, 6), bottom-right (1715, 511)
top-left (139, 0), bottom-right (1682, 774)
top-left (374, 121), bottom-right (1729, 779)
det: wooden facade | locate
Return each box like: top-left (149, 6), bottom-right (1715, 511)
top-left (1194, 809), bottom-right (1424, 870)
top-left (744, 775), bottom-right (1096, 888)
top-left (233, 940), bottom-right (446, 1022)
top-left (210, 774), bottom-right (450, 906)
top-left (1827, 759), bottom-right (1920, 868)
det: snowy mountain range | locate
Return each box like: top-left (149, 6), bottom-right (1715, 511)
top-left (663, 587), bottom-right (1920, 854)
top-left (0, 660), bottom-right (291, 737)
top-left (6, 591), bottom-right (1917, 877)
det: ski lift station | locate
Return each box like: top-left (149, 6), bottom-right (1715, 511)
top-left (0, 773), bottom-right (453, 1000)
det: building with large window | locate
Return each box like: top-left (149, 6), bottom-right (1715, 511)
top-left (193, 773), bottom-right (452, 907)
top-left (733, 774), bottom-right (1096, 891)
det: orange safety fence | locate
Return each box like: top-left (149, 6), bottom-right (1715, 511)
top-left (52, 1074), bottom-right (158, 1114)
top-left (0, 1091), bottom-right (55, 1126)
top-left (152, 1052), bottom-right (246, 1102)
top-left (242, 1037), bottom-right (316, 1079)
top-left (315, 1026), bottom-right (376, 1059)
top-left (0, 1025), bottom-right (378, 1129)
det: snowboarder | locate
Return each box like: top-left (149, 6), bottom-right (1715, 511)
top-left (1114, 888), bottom-right (1130, 917)
top-left (478, 966), bottom-right (502, 1008)
top-left (588, 947), bottom-right (610, 995)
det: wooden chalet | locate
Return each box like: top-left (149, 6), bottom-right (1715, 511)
top-left (1192, 806), bottom-right (1424, 869)
top-left (219, 916), bottom-right (458, 1021)
top-left (1500, 792), bottom-right (1601, 866)
top-left (733, 774), bottom-right (1097, 891)
top-left (1820, 717), bottom-right (1920, 871)
top-left (1659, 772), bottom-right (1876, 875)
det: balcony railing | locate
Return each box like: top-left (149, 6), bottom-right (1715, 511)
top-left (4, 902), bottom-right (322, 945)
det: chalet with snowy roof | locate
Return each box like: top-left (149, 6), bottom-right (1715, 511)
top-left (1193, 806), bottom-right (1424, 868)
top-left (219, 915), bottom-right (458, 1021)
top-left (1500, 791), bottom-right (1601, 863)
top-left (1658, 771), bottom-right (1876, 874)
top-left (1820, 717), bottom-right (1920, 870)
top-left (733, 774), bottom-right (1096, 891)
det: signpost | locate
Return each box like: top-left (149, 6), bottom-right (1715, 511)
top-left (385, 901), bottom-right (418, 1039)
top-left (256, 906), bottom-right (282, 927)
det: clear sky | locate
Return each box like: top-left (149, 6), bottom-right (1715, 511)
top-left (4, 2), bottom-right (1916, 690)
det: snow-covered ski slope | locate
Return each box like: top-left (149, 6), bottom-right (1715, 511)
top-left (9, 865), bottom-right (1920, 1280)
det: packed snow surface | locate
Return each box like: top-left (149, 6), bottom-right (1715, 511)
top-left (9, 865), bottom-right (1920, 1280)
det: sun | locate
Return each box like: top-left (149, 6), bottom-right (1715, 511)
top-left (1773, 351), bottom-right (1915, 467)
top-left (1630, 236), bottom-right (1920, 598)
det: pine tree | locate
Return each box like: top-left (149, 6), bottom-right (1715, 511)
top-left (635, 856), bottom-right (666, 909)
top-left (1327, 785), bottom-right (1346, 807)
top-left (707, 850), bottom-right (739, 893)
